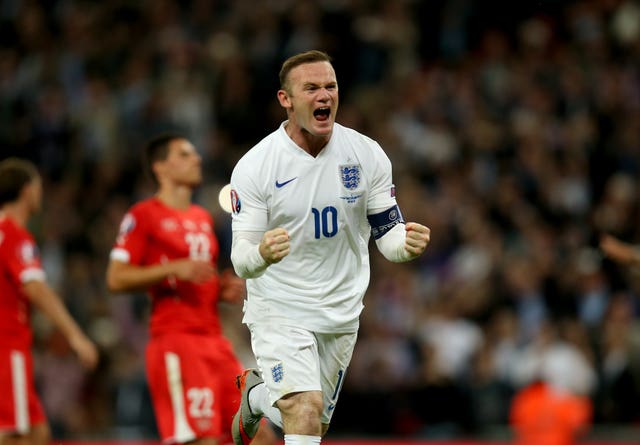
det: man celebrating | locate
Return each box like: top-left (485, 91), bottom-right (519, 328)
top-left (229, 50), bottom-right (430, 445)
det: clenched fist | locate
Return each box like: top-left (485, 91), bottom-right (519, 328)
top-left (404, 222), bottom-right (430, 258)
top-left (259, 227), bottom-right (290, 264)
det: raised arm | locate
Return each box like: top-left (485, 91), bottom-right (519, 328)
top-left (374, 217), bottom-right (430, 262)
top-left (231, 229), bottom-right (290, 279)
top-left (599, 233), bottom-right (640, 266)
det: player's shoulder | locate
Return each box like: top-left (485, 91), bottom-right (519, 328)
top-left (0, 215), bottom-right (29, 241)
top-left (123, 197), bottom-right (166, 225)
top-left (235, 132), bottom-right (278, 171)
top-left (189, 204), bottom-right (212, 220)
top-left (231, 141), bottom-right (274, 194)
top-left (130, 196), bottom-right (161, 211)
top-left (0, 217), bottom-right (36, 263)
top-left (334, 123), bottom-right (388, 164)
top-left (0, 215), bottom-right (13, 234)
top-left (334, 123), bottom-right (382, 150)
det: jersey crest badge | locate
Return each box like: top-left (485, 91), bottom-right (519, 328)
top-left (271, 362), bottom-right (284, 383)
top-left (340, 164), bottom-right (361, 190)
top-left (161, 218), bottom-right (178, 232)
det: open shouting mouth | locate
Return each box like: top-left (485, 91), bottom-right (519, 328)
top-left (313, 106), bottom-right (331, 121)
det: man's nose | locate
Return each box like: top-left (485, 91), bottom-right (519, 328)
top-left (318, 88), bottom-right (331, 100)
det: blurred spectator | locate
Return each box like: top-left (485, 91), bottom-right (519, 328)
top-left (508, 320), bottom-right (595, 445)
top-left (509, 379), bottom-right (592, 445)
top-left (596, 292), bottom-right (640, 423)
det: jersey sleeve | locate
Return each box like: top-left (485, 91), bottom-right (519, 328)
top-left (230, 158), bottom-right (269, 232)
top-left (5, 233), bottom-right (46, 284)
top-left (366, 142), bottom-right (398, 214)
top-left (110, 206), bottom-right (148, 265)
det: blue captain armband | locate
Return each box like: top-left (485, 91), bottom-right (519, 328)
top-left (368, 205), bottom-right (405, 240)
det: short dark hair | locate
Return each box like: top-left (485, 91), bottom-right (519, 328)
top-left (143, 133), bottom-right (186, 185)
top-left (0, 157), bottom-right (39, 206)
top-left (279, 50), bottom-right (333, 91)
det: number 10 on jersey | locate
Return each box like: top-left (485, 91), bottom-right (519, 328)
top-left (311, 206), bottom-right (338, 239)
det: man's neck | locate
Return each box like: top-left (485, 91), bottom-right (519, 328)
top-left (155, 185), bottom-right (193, 210)
top-left (285, 122), bottom-right (330, 158)
top-left (0, 203), bottom-right (30, 226)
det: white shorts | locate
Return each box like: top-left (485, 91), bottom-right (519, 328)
top-left (247, 323), bottom-right (357, 424)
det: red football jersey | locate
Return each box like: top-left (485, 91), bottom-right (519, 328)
top-left (0, 216), bottom-right (46, 349)
top-left (110, 198), bottom-right (223, 338)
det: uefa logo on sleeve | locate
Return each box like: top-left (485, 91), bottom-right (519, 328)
top-left (230, 189), bottom-right (241, 214)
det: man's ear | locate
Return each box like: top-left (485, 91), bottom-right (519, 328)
top-left (20, 180), bottom-right (36, 201)
top-left (277, 89), bottom-right (291, 108)
top-left (151, 159), bottom-right (165, 181)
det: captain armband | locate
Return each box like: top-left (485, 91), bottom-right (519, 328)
top-left (370, 205), bottom-right (413, 263)
top-left (367, 205), bottom-right (405, 240)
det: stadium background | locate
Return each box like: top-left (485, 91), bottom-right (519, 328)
top-left (1, 0), bottom-right (640, 443)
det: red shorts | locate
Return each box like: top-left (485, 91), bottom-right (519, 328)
top-left (0, 347), bottom-right (46, 434)
top-left (145, 333), bottom-right (243, 444)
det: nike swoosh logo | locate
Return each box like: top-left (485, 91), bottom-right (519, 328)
top-left (275, 177), bottom-right (297, 188)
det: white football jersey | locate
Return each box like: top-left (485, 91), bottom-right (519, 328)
top-left (230, 122), bottom-right (399, 333)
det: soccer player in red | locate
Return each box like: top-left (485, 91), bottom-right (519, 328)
top-left (106, 134), bottom-right (276, 445)
top-left (0, 158), bottom-right (99, 445)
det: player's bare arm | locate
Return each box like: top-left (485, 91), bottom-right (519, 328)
top-left (107, 258), bottom-right (215, 292)
top-left (170, 258), bottom-right (216, 282)
top-left (259, 227), bottom-right (290, 264)
top-left (404, 222), bottom-right (430, 257)
top-left (599, 233), bottom-right (639, 265)
top-left (22, 280), bottom-right (99, 369)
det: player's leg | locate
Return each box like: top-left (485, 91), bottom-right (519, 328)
top-left (0, 349), bottom-right (49, 445)
top-left (316, 332), bottom-right (357, 436)
top-left (0, 425), bottom-right (50, 445)
top-left (227, 372), bottom-right (278, 445)
top-left (215, 338), bottom-right (278, 445)
top-left (25, 424), bottom-right (49, 445)
top-left (232, 368), bottom-right (283, 445)
top-left (250, 420), bottom-right (278, 444)
top-left (145, 335), bottom-right (221, 445)
top-left (0, 433), bottom-right (26, 445)
top-left (250, 324), bottom-right (324, 444)
top-left (185, 438), bottom-right (216, 445)
top-left (276, 391), bottom-right (323, 434)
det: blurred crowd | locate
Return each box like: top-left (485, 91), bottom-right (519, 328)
top-left (2, 0), bottom-right (640, 440)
